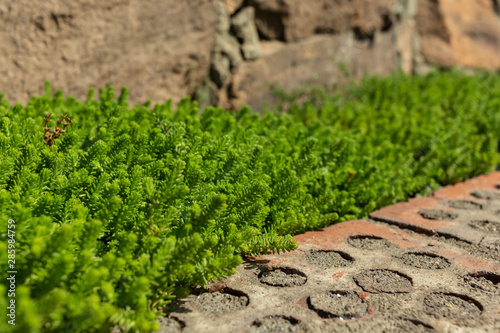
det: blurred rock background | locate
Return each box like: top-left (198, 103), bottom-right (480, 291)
top-left (0, 0), bottom-right (499, 110)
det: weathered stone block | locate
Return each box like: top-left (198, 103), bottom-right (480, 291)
top-left (228, 29), bottom-right (397, 111)
top-left (246, 0), bottom-right (394, 42)
top-left (416, 0), bottom-right (500, 70)
top-left (0, 0), bottom-right (218, 105)
top-left (210, 2), bottom-right (243, 88)
top-left (440, 0), bottom-right (500, 70)
top-left (231, 7), bottom-right (262, 60)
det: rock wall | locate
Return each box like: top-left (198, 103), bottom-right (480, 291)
top-left (0, 0), bottom-right (499, 110)
top-left (0, 0), bottom-right (218, 105)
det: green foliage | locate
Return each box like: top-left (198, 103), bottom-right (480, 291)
top-left (1, 70), bottom-right (499, 332)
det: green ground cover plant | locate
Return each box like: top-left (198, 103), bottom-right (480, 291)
top-left (0, 70), bottom-right (499, 332)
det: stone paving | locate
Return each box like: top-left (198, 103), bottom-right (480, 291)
top-left (161, 172), bottom-right (500, 332)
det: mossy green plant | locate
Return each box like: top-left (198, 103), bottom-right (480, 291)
top-left (0, 70), bottom-right (499, 332)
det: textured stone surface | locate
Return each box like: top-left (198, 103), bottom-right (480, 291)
top-left (228, 29), bottom-right (397, 111)
top-left (231, 6), bottom-right (262, 60)
top-left (246, 0), bottom-right (394, 42)
top-left (211, 2), bottom-right (243, 88)
top-left (416, 0), bottom-right (454, 68)
top-left (224, 0), bottom-right (243, 14)
top-left (1, 0), bottom-right (500, 109)
top-left (440, 0), bottom-right (500, 70)
top-left (0, 0), bottom-right (217, 105)
top-left (416, 0), bottom-right (500, 70)
top-left (396, 0), bottom-right (417, 75)
top-left (161, 172), bottom-right (500, 332)
top-left (397, 21), bottom-right (415, 73)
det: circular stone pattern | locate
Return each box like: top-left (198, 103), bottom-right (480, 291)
top-left (418, 209), bottom-right (458, 221)
top-left (353, 269), bottom-right (413, 293)
top-left (307, 290), bottom-right (368, 319)
top-left (156, 317), bottom-right (184, 333)
top-left (399, 252), bottom-right (451, 269)
top-left (470, 189), bottom-right (500, 200)
top-left (444, 200), bottom-right (482, 210)
top-left (346, 235), bottom-right (396, 250)
top-left (469, 220), bottom-right (500, 233)
top-left (258, 267), bottom-right (307, 287)
top-left (305, 250), bottom-right (354, 269)
top-left (423, 293), bottom-right (483, 327)
top-left (464, 272), bottom-right (500, 294)
top-left (251, 316), bottom-right (306, 333)
top-left (195, 290), bottom-right (249, 314)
